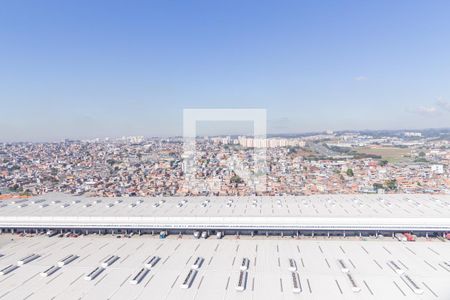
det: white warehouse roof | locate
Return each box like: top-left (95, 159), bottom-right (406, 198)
top-left (1, 193), bottom-right (450, 231)
top-left (0, 235), bottom-right (449, 300)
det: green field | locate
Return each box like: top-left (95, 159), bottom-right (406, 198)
top-left (355, 146), bottom-right (411, 163)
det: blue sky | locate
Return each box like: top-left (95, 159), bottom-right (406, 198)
top-left (1, 1), bottom-right (450, 141)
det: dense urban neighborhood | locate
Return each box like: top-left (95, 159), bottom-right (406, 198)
top-left (1, 130), bottom-right (450, 197)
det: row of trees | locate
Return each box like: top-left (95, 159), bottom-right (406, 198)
top-left (373, 179), bottom-right (398, 191)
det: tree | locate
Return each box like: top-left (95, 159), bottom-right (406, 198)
top-left (385, 179), bottom-right (398, 191)
top-left (346, 168), bottom-right (354, 177)
top-left (9, 184), bottom-right (19, 192)
top-left (106, 159), bottom-right (116, 166)
top-left (414, 157), bottom-right (428, 163)
top-left (373, 183), bottom-right (384, 190)
top-left (9, 165), bottom-right (20, 171)
top-left (230, 174), bottom-right (243, 184)
top-left (379, 160), bottom-right (388, 166)
top-left (50, 168), bottom-right (58, 176)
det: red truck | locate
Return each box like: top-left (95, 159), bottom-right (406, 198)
top-left (403, 232), bottom-right (416, 242)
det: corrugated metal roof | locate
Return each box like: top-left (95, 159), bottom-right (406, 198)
top-left (0, 236), bottom-right (448, 299)
top-left (0, 193), bottom-right (449, 231)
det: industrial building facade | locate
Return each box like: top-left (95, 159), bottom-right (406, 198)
top-left (1, 193), bottom-right (450, 237)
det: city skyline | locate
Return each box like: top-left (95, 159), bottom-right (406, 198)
top-left (1, 1), bottom-right (450, 141)
top-left (1, 126), bottom-right (450, 143)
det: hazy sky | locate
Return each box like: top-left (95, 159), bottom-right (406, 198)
top-left (1, 1), bottom-right (450, 141)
